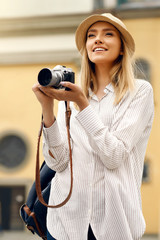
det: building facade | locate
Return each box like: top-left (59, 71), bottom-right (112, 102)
top-left (0, 0), bottom-right (159, 235)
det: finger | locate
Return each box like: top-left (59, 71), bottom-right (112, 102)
top-left (60, 81), bottom-right (75, 90)
top-left (39, 86), bottom-right (54, 93)
top-left (39, 86), bottom-right (59, 98)
top-left (32, 83), bottom-right (42, 92)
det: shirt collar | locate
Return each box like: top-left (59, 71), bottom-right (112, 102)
top-left (104, 83), bottom-right (114, 93)
top-left (89, 83), bottom-right (114, 97)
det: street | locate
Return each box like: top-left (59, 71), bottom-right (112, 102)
top-left (0, 231), bottom-right (159, 240)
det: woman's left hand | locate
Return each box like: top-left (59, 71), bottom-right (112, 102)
top-left (39, 82), bottom-right (89, 111)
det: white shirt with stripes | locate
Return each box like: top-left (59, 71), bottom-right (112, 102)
top-left (43, 79), bottom-right (154, 240)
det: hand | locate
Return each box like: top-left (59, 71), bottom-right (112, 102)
top-left (32, 83), bottom-right (54, 127)
top-left (32, 83), bottom-right (53, 108)
top-left (39, 82), bottom-right (89, 111)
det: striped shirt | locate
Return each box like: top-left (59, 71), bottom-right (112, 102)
top-left (43, 79), bottom-right (154, 240)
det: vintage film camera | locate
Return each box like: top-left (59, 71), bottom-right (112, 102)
top-left (38, 65), bottom-right (75, 90)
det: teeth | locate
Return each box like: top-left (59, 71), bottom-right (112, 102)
top-left (94, 48), bottom-right (106, 52)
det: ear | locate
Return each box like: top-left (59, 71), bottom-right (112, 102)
top-left (120, 41), bottom-right (124, 55)
top-left (120, 50), bottom-right (123, 55)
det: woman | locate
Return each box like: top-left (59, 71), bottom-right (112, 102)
top-left (32, 13), bottom-right (154, 240)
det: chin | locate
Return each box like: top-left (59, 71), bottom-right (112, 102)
top-left (91, 56), bottom-right (118, 65)
top-left (92, 58), bottom-right (110, 64)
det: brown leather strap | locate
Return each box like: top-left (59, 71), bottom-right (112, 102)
top-left (24, 205), bottom-right (47, 240)
top-left (35, 101), bottom-right (73, 208)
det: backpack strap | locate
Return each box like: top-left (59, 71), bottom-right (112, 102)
top-left (35, 101), bottom-right (73, 208)
top-left (23, 205), bottom-right (47, 240)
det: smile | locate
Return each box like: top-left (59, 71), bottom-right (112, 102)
top-left (93, 47), bottom-right (108, 52)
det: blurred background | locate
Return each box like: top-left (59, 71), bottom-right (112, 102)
top-left (0, 0), bottom-right (160, 239)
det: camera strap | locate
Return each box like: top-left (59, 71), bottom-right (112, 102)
top-left (35, 100), bottom-right (73, 208)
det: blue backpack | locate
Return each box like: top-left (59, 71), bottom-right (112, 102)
top-left (20, 161), bottom-right (55, 240)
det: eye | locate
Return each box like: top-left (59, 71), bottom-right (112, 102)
top-left (106, 32), bottom-right (113, 36)
top-left (87, 33), bottom-right (95, 38)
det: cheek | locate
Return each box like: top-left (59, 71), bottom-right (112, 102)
top-left (86, 42), bottom-right (92, 59)
top-left (116, 40), bottom-right (123, 54)
top-left (111, 42), bottom-right (122, 58)
top-left (86, 41), bottom-right (90, 52)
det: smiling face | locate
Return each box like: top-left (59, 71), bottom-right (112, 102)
top-left (86, 21), bottom-right (123, 67)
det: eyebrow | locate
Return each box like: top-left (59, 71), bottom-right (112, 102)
top-left (87, 28), bottom-right (116, 33)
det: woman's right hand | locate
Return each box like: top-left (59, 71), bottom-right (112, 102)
top-left (32, 83), bottom-right (55, 127)
top-left (32, 83), bottom-right (53, 107)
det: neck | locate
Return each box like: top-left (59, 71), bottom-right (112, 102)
top-left (93, 63), bottom-right (113, 100)
top-left (95, 63), bottom-right (112, 89)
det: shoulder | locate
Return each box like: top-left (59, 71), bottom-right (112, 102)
top-left (123, 79), bottom-right (154, 108)
top-left (135, 79), bottom-right (153, 93)
top-left (133, 79), bottom-right (153, 100)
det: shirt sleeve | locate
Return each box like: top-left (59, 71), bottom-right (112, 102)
top-left (42, 101), bottom-right (70, 172)
top-left (76, 81), bottom-right (154, 170)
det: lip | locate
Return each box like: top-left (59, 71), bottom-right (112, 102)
top-left (93, 47), bottom-right (108, 52)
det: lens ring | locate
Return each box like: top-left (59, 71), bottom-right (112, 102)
top-left (38, 68), bottom-right (52, 86)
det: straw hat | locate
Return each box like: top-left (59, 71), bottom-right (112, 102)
top-left (75, 13), bottom-right (135, 56)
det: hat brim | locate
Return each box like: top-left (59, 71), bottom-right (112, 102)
top-left (75, 14), bottom-right (135, 56)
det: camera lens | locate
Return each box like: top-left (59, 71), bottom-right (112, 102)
top-left (38, 68), bottom-right (52, 86)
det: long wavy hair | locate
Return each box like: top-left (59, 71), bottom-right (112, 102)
top-left (79, 31), bottom-right (135, 105)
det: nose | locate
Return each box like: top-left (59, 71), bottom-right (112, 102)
top-left (95, 39), bottom-right (102, 44)
top-left (95, 33), bottom-right (103, 44)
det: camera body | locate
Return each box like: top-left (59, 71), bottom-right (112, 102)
top-left (38, 65), bottom-right (75, 90)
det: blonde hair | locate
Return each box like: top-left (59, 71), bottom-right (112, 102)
top-left (80, 34), bottom-right (135, 105)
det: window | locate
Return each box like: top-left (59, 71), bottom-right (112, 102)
top-left (134, 58), bottom-right (151, 83)
top-left (93, 0), bottom-right (117, 9)
top-left (0, 134), bottom-right (28, 169)
top-left (0, 186), bottom-right (25, 230)
top-left (93, 0), bottom-right (104, 9)
top-left (142, 160), bottom-right (150, 183)
top-left (118, 0), bottom-right (160, 7)
top-left (118, 0), bottom-right (160, 3)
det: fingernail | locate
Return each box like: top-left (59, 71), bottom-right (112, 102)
top-left (60, 82), bottom-right (66, 85)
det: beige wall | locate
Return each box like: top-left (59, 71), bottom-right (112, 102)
top-left (0, 0), bottom-right (93, 18)
top-left (124, 17), bottom-right (160, 234)
top-left (0, 16), bottom-right (160, 235)
top-left (0, 62), bottom-right (78, 180)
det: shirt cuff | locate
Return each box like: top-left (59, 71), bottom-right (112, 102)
top-left (43, 120), bottom-right (62, 147)
top-left (76, 105), bottom-right (105, 135)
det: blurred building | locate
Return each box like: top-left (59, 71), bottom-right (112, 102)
top-left (0, 0), bottom-right (159, 235)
